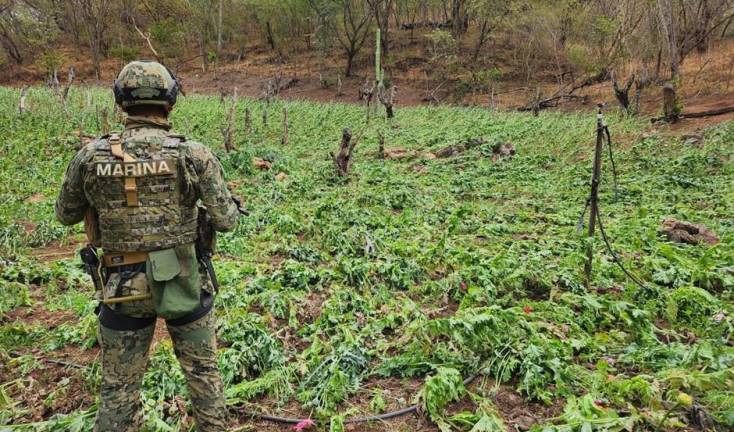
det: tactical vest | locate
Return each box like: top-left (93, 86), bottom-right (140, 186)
top-left (84, 132), bottom-right (198, 252)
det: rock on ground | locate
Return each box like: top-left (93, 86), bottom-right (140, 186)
top-left (253, 157), bottom-right (272, 170)
top-left (660, 218), bottom-right (719, 245)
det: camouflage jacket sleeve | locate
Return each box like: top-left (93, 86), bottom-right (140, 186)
top-left (55, 144), bottom-right (93, 226)
top-left (184, 142), bottom-right (239, 232)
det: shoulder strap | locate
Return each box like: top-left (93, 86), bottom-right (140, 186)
top-left (108, 133), bottom-right (139, 207)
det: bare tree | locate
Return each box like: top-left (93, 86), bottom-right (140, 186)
top-left (72, 0), bottom-right (114, 79)
top-left (0, 19), bottom-right (22, 64)
top-left (367, 0), bottom-right (393, 59)
top-left (468, 0), bottom-right (510, 61)
top-left (310, 0), bottom-right (374, 76)
top-left (0, 1), bottom-right (59, 65)
top-left (657, 0), bottom-right (681, 81)
top-left (337, 0), bottom-right (374, 76)
top-left (658, 0), bottom-right (734, 82)
top-left (450, 0), bottom-right (468, 36)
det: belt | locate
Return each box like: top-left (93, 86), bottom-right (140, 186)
top-left (102, 251), bottom-right (148, 267)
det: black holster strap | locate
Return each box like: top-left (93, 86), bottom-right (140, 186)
top-left (166, 291), bottom-right (213, 327)
top-left (99, 305), bottom-right (156, 331)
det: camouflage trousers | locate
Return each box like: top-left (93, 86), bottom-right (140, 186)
top-left (95, 306), bottom-right (227, 431)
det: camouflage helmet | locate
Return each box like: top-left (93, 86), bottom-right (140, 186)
top-left (113, 60), bottom-right (179, 110)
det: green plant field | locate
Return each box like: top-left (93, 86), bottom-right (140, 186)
top-left (0, 86), bottom-right (732, 431)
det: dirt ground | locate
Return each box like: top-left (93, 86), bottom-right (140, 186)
top-left (7, 245), bottom-right (564, 431)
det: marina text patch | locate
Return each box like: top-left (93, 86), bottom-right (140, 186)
top-left (95, 159), bottom-right (177, 177)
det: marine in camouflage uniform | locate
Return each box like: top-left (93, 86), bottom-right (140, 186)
top-left (55, 61), bottom-right (238, 432)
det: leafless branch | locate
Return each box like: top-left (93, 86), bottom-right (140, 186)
top-left (132, 17), bottom-right (161, 62)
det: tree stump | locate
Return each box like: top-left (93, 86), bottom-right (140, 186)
top-left (221, 88), bottom-right (238, 152)
top-left (378, 84), bottom-right (397, 119)
top-left (663, 82), bottom-right (680, 123)
top-left (378, 131), bottom-right (385, 159)
top-left (332, 129), bottom-right (357, 177)
top-left (18, 86), bottom-right (28, 114)
top-left (611, 72), bottom-right (634, 113)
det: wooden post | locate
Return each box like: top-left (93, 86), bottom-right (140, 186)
top-left (19, 86), bottom-right (28, 114)
top-left (222, 87), bottom-right (238, 152)
top-left (100, 106), bottom-right (110, 135)
top-left (584, 107), bottom-right (605, 289)
top-left (262, 106), bottom-right (268, 128)
top-left (281, 107), bottom-right (289, 145)
top-left (244, 107), bottom-right (252, 133)
top-left (55, 67), bottom-right (75, 111)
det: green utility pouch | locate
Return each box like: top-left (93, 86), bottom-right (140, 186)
top-left (147, 244), bottom-right (201, 320)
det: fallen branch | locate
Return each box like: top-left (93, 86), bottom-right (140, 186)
top-left (651, 106), bottom-right (734, 123)
top-left (681, 106), bottom-right (734, 119)
top-left (517, 71), bottom-right (605, 112)
top-left (422, 81), bottom-right (445, 104)
top-left (517, 94), bottom-right (588, 112)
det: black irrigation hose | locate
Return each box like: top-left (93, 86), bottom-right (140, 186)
top-left (10, 350), bottom-right (484, 426)
top-left (9, 351), bottom-right (88, 370)
top-left (595, 209), bottom-right (651, 291)
top-left (239, 373), bottom-right (482, 425)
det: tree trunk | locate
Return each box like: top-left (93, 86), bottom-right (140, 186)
top-left (0, 29), bottom-right (22, 64)
top-left (696, 0), bottom-right (713, 53)
top-left (657, 0), bottom-right (680, 81)
top-left (200, 33), bottom-right (208, 72)
top-left (472, 19), bottom-right (490, 61)
top-left (451, 0), bottom-right (467, 35)
top-left (266, 21), bottom-right (277, 51)
top-left (217, 0), bottom-right (223, 55)
top-left (345, 49), bottom-right (355, 77)
top-left (91, 47), bottom-right (101, 80)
